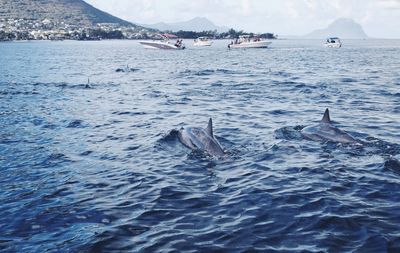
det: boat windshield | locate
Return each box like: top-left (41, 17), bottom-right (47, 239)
top-left (327, 37), bottom-right (340, 43)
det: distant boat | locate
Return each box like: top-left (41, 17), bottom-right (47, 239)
top-left (139, 34), bottom-right (185, 50)
top-left (324, 37), bottom-right (342, 48)
top-left (194, 37), bottom-right (213, 47)
top-left (228, 35), bottom-right (272, 49)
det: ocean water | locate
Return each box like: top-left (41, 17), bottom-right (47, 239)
top-left (1, 39), bottom-right (400, 252)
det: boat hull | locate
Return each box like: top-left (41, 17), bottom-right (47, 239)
top-left (139, 41), bottom-right (185, 50)
top-left (324, 42), bottom-right (341, 48)
top-left (194, 41), bottom-right (213, 47)
top-left (228, 41), bottom-right (272, 49)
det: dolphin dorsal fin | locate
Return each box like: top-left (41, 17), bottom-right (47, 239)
top-left (321, 108), bottom-right (331, 123)
top-left (206, 118), bottom-right (214, 137)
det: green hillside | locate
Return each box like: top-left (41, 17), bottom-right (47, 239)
top-left (0, 0), bottom-right (134, 26)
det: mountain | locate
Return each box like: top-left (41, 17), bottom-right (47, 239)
top-left (304, 18), bottom-right (368, 39)
top-left (0, 0), bottom-right (133, 26)
top-left (143, 17), bottom-right (229, 32)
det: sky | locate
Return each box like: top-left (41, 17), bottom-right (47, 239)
top-left (85, 0), bottom-right (400, 38)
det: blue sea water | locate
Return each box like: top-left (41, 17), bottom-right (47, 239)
top-left (1, 39), bottom-right (400, 252)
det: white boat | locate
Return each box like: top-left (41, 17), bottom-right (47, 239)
top-left (228, 35), bottom-right (272, 49)
top-left (139, 34), bottom-right (185, 50)
top-left (324, 37), bottom-right (342, 48)
top-left (139, 40), bottom-right (185, 50)
top-left (194, 37), bottom-right (213, 47)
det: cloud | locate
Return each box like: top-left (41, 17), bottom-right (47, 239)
top-left (375, 0), bottom-right (400, 9)
top-left (285, 1), bottom-right (300, 18)
top-left (85, 0), bottom-right (400, 38)
top-left (240, 0), bottom-right (252, 16)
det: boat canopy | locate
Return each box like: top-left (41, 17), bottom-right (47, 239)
top-left (326, 37), bottom-right (341, 43)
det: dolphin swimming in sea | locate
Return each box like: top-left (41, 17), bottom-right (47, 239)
top-left (301, 108), bottom-right (360, 144)
top-left (178, 118), bottom-right (225, 157)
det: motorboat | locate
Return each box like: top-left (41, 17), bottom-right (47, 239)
top-left (139, 34), bottom-right (185, 50)
top-left (228, 35), bottom-right (272, 49)
top-left (139, 40), bottom-right (185, 50)
top-left (324, 37), bottom-right (342, 48)
top-left (194, 37), bottom-right (213, 47)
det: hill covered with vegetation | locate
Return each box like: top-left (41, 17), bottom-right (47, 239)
top-left (0, 0), bottom-right (133, 26)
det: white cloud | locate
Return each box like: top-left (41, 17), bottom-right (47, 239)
top-left (85, 0), bottom-right (400, 38)
top-left (375, 0), bottom-right (400, 8)
top-left (285, 1), bottom-right (300, 18)
top-left (240, 0), bottom-right (252, 16)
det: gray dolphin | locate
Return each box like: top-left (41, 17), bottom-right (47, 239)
top-left (178, 118), bottom-right (225, 157)
top-left (301, 108), bottom-right (360, 144)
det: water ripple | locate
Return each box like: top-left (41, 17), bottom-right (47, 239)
top-left (0, 39), bottom-right (400, 252)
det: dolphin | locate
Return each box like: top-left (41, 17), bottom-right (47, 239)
top-left (178, 118), bottom-right (225, 157)
top-left (301, 108), bottom-right (360, 144)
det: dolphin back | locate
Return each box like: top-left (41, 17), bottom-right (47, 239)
top-left (177, 118), bottom-right (225, 157)
top-left (302, 124), bottom-right (358, 144)
top-left (301, 108), bottom-right (360, 144)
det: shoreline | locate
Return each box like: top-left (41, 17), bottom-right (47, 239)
top-left (1, 38), bottom-right (399, 43)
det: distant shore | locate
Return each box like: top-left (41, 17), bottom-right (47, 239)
top-left (0, 18), bottom-right (277, 42)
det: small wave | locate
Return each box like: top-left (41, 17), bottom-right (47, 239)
top-left (0, 90), bottom-right (39, 96)
top-left (179, 68), bottom-right (242, 77)
top-left (124, 145), bottom-right (140, 151)
top-left (42, 123), bottom-right (58, 129)
top-left (66, 119), bottom-right (86, 128)
top-left (211, 82), bottom-right (223, 87)
top-left (272, 70), bottom-right (291, 77)
top-left (274, 126), bottom-right (304, 140)
top-left (268, 109), bottom-right (289, 115)
top-left (281, 81), bottom-right (298, 85)
top-left (158, 129), bottom-right (180, 143)
top-left (364, 137), bottom-right (400, 156)
top-left (383, 158), bottom-right (400, 175)
top-left (294, 83), bottom-right (307, 88)
top-left (112, 111), bottom-right (146, 116)
top-left (186, 149), bottom-right (215, 160)
top-left (40, 152), bottom-right (73, 168)
top-left (80, 150), bottom-right (93, 156)
top-left (115, 66), bottom-right (139, 73)
top-left (340, 77), bottom-right (357, 83)
top-left (32, 82), bottom-right (93, 89)
top-left (9, 81), bottom-right (117, 90)
top-left (0, 239), bottom-right (14, 245)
